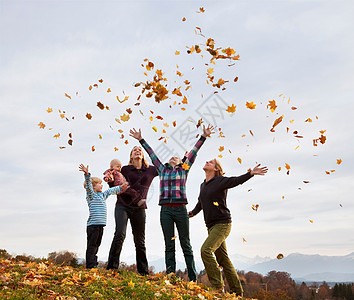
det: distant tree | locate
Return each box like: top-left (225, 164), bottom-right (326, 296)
top-left (48, 250), bottom-right (78, 266)
top-left (0, 249), bottom-right (11, 260)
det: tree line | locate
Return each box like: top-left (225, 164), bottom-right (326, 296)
top-left (1, 249), bottom-right (353, 299)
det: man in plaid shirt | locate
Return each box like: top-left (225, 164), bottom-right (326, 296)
top-left (130, 125), bottom-right (215, 281)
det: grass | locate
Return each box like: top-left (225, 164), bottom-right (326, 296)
top-left (0, 258), bottom-right (256, 299)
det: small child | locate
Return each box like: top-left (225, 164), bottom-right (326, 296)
top-left (79, 163), bottom-right (128, 268)
top-left (103, 159), bottom-right (144, 206)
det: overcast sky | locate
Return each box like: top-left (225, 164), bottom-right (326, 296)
top-left (1, 0), bottom-right (353, 270)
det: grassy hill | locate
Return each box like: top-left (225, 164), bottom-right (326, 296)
top-left (0, 258), bottom-right (250, 299)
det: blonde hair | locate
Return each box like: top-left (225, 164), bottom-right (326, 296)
top-left (214, 159), bottom-right (224, 177)
top-left (128, 146), bottom-right (149, 168)
top-left (83, 177), bottom-right (102, 189)
top-left (110, 159), bottom-right (121, 168)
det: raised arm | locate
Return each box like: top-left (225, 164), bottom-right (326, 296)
top-left (184, 124), bottom-right (215, 167)
top-left (130, 128), bottom-right (165, 173)
top-left (79, 164), bottom-right (94, 199)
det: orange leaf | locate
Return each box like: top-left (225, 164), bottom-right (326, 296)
top-left (65, 93), bottom-right (71, 99)
top-left (182, 17), bottom-right (186, 21)
top-left (251, 204), bottom-right (259, 211)
top-left (226, 104), bottom-right (236, 113)
top-left (114, 147), bottom-right (119, 151)
top-left (107, 88), bottom-right (111, 93)
top-left (53, 133), bottom-right (60, 139)
top-left (86, 113), bottom-right (92, 120)
top-left (182, 96), bottom-right (188, 104)
top-left (120, 114), bottom-right (130, 122)
top-left (172, 121), bottom-right (176, 127)
top-left (98, 78), bottom-right (103, 83)
top-left (246, 101), bottom-right (256, 109)
top-left (175, 50), bottom-right (180, 55)
top-left (242, 237), bottom-right (247, 242)
top-left (237, 157), bottom-right (242, 164)
top-left (234, 76), bottom-right (238, 82)
top-left (219, 146), bottom-right (224, 152)
top-left (270, 115), bottom-right (284, 132)
top-left (267, 100), bottom-right (277, 111)
top-left (92, 145), bottom-right (95, 152)
top-left (116, 96), bottom-right (129, 103)
top-left (38, 122), bottom-right (46, 129)
top-left (99, 134), bottom-right (102, 139)
top-left (337, 159), bottom-right (342, 165)
top-left (309, 219), bottom-right (313, 223)
top-left (277, 254), bottom-right (284, 260)
top-left (97, 102), bottom-right (105, 110)
top-left (89, 85), bottom-right (93, 91)
top-left (46, 108), bottom-right (53, 113)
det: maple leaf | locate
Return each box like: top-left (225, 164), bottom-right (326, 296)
top-left (86, 113), bottom-right (92, 120)
top-left (182, 163), bottom-right (190, 170)
top-left (196, 118), bottom-right (203, 128)
top-left (98, 79), bottom-right (103, 83)
top-left (226, 104), bottom-right (236, 113)
top-left (207, 68), bottom-right (214, 74)
top-left (107, 88), bottom-right (111, 93)
top-left (246, 101), bottom-right (256, 109)
top-left (182, 96), bottom-right (188, 104)
top-left (38, 122), bottom-right (46, 129)
top-left (222, 47), bottom-right (236, 56)
top-left (175, 50), bottom-right (180, 55)
top-left (197, 7), bottom-right (205, 13)
top-left (114, 147), bottom-right (119, 151)
top-left (53, 133), bottom-right (60, 139)
top-left (213, 202), bottom-right (219, 206)
top-left (128, 280), bottom-right (135, 288)
top-left (337, 159), bottom-right (342, 165)
top-left (46, 108), bottom-right (53, 113)
top-left (93, 84), bottom-right (98, 88)
top-left (218, 154), bottom-right (223, 158)
top-left (120, 114), bottom-right (130, 122)
top-left (219, 146), bottom-right (224, 152)
top-left (277, 254), bottom-right (284, 260)
top-left (65, 93), bottom-right (71, 99)
top-left (267, 100), bottom-right (277, 112)
top-left (126, 108), bottom-right (132, 114)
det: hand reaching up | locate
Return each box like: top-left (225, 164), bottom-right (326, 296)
top-left (79, 164), bottom-right (89, 175)
top-left (202, 124), bottom-right (215, 138)
top-left (129, 128), bottom-right (142, 141)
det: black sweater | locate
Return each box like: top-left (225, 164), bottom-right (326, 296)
top-left (191, 172), bottom-right (253, 228)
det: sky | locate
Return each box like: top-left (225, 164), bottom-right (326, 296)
top-left (1, 0), bottom-right (354, 271)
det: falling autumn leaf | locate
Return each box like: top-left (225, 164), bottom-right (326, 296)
top-left (242, 237), bottom-right (247, 242)
top-left (116, 96), bottom-right (129, 103)
top-left (251, 204), bottom-right (259, 211)
top-left (114, 147), bottom-right (119, 151)
top-left (171, 236), bottom-right (177, 241)
top-left (68, 139), bottom-right (73, 146)
top-left (92, 146), bottom-right (95, 152)
top-left (237, 157), bottom-right (242, 164)
top-left (234, 76), bottom-right (238, 82)
top-left (226, 104), bottom-right (236, 113)
top-left (309, 219), bottom-right (313, 223)
top-left (53, 133), bottom-right (60, 139)
top-left (270, 115), bottom-right (284, 132)
top-left (182, 17), bottom-right (186, 21)
top-left (172, 121), bottom-right (176, 127)
top-left (246, 101), bottom-right (256, 110)
top-left (182, 163), bottom-right (190, 170)
top-left (277, 254), bottom-right (284, 260)
top-left (38, 122), bottom-right (46, 129)
top-left (46, 108), bottom-right (53, 113)
top-left (89, 85), bottom-right (93, 91)
top-left (337, 159), bottom-right (342, 165)
top-left (152, 126), bottom-right (157, 132)
top-left (99, 134), bottom-right (102, 139)
top-left (97, 102), bottom-right (105, 110)
top-left (213, 202), bottom-right (219, 207)
top-left (65, 93), bottom-right (71, 99)
top-left (120, 114), bottom-right (130, 122)
top-left (267, 100), bottom-right (277, 112)
top-left (86, 113), bottom-right (92, 120)
top-left (107, 88), bottom-right (111, 93)
top-left (218, 146), bottom-right (224, 152)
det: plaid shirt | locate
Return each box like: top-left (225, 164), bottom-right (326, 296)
top-left (139, 136), bottom-right (206, 205)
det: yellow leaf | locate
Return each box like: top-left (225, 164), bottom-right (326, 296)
top-left (46, 108), bottom-right (53, 113)
top-left (128, 280), bottom-right (135, 288)
top-left (120, 113), bottom-right (130, 122)
top-left (149, 116), bottom-right (153, 121)
top-left (116, 96), bottom-right (129, 103)
top-left (213, 202), bottom-right (219, 206)
top-left (285, 163), bottom-right (290, 170)
top-left (207, 68), bottom-right (214, 74)
top-left (218, 146), bottom-right (224, 152)
top-left (218, 154), bottom-right (223, 158)
top-left (152, 126), bottom-right (157, 132)
top-left (175, 50), bottom-right (180, 55)
top-left (171, 236), bottom-right (177, 240)
top-left (182, 163), bottom-right (190, 170)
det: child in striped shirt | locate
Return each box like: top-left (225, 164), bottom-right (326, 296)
top-left (79, 163), bottom-right (128, 268)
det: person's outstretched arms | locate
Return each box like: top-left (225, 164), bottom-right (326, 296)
top-left (250, 164), bottom-right (268, 176)
top-left (184, 124), bottom-right (215, 168)
top-left (130, 128), bottom-right (164, 173)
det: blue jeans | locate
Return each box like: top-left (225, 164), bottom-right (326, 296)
top-left (107, 204), bottom-right (148, 275)
top-left (160, 205), bottom-right (197, 281)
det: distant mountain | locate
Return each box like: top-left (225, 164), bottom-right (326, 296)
top-left (246, 252), bottom-right (354, 282)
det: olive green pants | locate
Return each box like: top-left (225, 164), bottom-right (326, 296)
top-left (201, 223), bottom-right (243, 295)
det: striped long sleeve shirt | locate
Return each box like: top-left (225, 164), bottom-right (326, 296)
top-left (139, 136), bottom-right (206, 205)
top-left (84, 173), bottom-right (122, 226)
